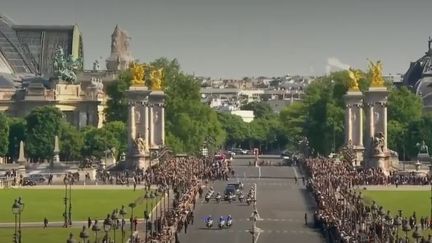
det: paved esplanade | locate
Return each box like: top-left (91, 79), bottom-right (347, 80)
top-left (179, 155), bottom-right (324, 243)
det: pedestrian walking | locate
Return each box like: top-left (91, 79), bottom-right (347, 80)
top-left (43, 217), bottom-right (48, 228)
top-left (304, 213), bottom-right (307, 225)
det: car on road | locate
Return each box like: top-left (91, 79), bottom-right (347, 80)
top-left (29, 174), bottom-right (46, 183)
top-left (226, 182), bottom-right (242, 193)
top-left (22, 177), bottom-right (37, 186)
top-left (224, 185), bottom-right (237, 201)
top-left (232, 148), bottom-right (248, 155)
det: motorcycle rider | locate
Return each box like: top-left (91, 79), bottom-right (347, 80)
top-left (219, 216), bottom-right (225, 228)
top-left (226, 215), bottom-right (233, 227)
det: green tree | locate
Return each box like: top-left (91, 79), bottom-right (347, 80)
top-left (59, 122), bottom-right (83, 161)
top-left (104, 121), bottom-right (128, 154)
top-left (0, 113), bottom-right (9, 157)
top-left (25, 106), bottom-right (63, 162)
top-left (82, 126), bottom-right (119, 159)
top-left (105, 71), bottom-right (132, 122)
top-left (217, 112), bottom-right (248, 148)
top-left (150, 58), bottom-right (225, 154)
top-left (7, 117), bottom-right (26, 160)
top-left (388, 86), bottom-right (422, 124)
top-left (240, 102), bottom-right (273, 119)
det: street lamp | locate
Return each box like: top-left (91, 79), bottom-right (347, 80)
top-left (12, 199), bottom-right (20, 243)
top-left (119, 205), bottom-right (127, 243)
top-left (128, 202), bottom-right (136, 240)
top-left (149, 192), bottom-right (155, 235)
top-left (79, 226), bottom-right (89, 243)
top-left (402, 220), bottom-right (411, 243)
top-left (393, 215), bottom-right (402, 241)
top-left (63, 175), bottom-right (73, 227)
top-left (103, 214), bottom-right (112, 243)
top-left (66, 233), bottom-right (77, 243)
top-left (16, 197), bottom-right (24, 243)
top-left (91, 220), bottom-right (100, 243)
top-left (111, 209), bottom-right (119, 243)
top-left (412, 226), bottom-right (422, 243)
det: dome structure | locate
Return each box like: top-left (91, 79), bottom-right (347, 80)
top-left (402, 38), bottom-right (432, 111)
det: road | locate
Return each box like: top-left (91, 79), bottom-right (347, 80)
top-left (179, 155), bottom-right (324, 243)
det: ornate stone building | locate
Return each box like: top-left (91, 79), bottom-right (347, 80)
top-left (0, 15), bottom-right (105, 128)
top-left (402, 38), bottom-right (432, 112)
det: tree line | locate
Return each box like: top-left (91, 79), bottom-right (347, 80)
top-left (0, 58), bottom-right (427, 162)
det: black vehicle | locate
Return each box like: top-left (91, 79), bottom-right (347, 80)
top-left (226, 183), bottom-right (241, 194)
top-left (224, 185), bottom-right (236, 201)
top-left (22, 177), bottom-right (36, 186)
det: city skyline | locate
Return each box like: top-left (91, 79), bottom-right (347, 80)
top-left (2, 0), bottom-right (432, 78)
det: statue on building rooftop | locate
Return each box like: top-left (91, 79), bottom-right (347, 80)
top-left (150, 68), bottom-right (163, 91)
top-left (368, 60), bottom-right (385, 88)
top-left (347, 68), bottom-right (361, 91)
top-left (129, 62), bottom-right (146, 86)
top-left (53, 46), bottom-right (82, 84)
top-left (417, 140), bottom-right (429, 155)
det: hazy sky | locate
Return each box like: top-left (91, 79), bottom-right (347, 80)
top-left (2, 0), bottom-right (432, 78)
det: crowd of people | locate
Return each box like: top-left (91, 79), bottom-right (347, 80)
top-left (141, 155), bottom-right (227, 243)
top-left (302, 157), bottom-right (432, 243)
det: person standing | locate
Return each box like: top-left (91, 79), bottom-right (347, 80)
top-left (304, 213), bottom-right (308, 225)
top-left (87, 217), bottom-right (92, 228)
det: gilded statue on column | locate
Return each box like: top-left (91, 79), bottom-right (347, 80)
top-left (347, 68), bottom-right (361, 91)
top-left (129, 62), bottom-right (146, 86)
top-left (150, 68), bottom-right (164, 91)
top-left (368, 60), bottom-right (385, 87)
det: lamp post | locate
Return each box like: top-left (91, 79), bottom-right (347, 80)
top-left (16, 197), bottom-right (24, 243)
top-left (63, 175), bottom-right (69, 227)
top-left (119, 205), bottom-right (127, 243)
top-left (111, 209), bottom-right (119, 243)
top-left (67, 233), bottom-right (77, 243)
top-left (63, 175), bottom-right (73, 227)
top-left (128, 202), bottom-right (136, 240)
top-left (103, 214), bottom-right (112, 243)
top-left (413, 225), bottom-right (422, 243)
top-left (91, 220), bottom-right (100, 243)
top-left (12, 199), bottom-right (19, 243)
top-left (393, 215), bottom-right (402, 241)
top-left (79, 226), bottom-right (89, 243)
top-left (402, 220), bottom-right (411, 243)
top-left (150, 192), bottom-right (155, 235)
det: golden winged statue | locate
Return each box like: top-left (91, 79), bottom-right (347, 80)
top-left (368, 60), bottom-right (384, 87)
top-left (129, 62), bottom-right (146, 86)
top-left (150, 68), bottom-right (164, 91)
top-left (347, 68), bottom-right (361, 91)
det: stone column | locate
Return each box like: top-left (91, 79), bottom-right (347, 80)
top-left (344, 91), bottom-right (364, 166)
top-left (128, 103), bottom-right (136, 151)
top-left (161, 105), bottom-right (165, 146)
top-left (357, 104), bottom-right (363, 147)
top-left (17, 141), bottom-right (26, 165)
top-left (368, 104), bottom-right (375, 142)
top-left (144, 104), bottom-right (150, 149)
top-left (347, 105), bottom-right (353, 143)
top-left (148, 105), bottom-right (154, 148)
top-left (383, 102), bottom-right (388, 151)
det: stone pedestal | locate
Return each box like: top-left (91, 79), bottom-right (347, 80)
top-left (364, 87), bottom-right (393, 173)
top-left (368, 153), bottom-right (391, 175)
top-left (126, 86), bottom-right (152, 170)
top-left (148, 91), bottom-right (166, 149)
top-left (343, 91), bottom-right (364, 166)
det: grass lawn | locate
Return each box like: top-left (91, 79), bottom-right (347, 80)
top-left (362, 190), bottom-right (432, 239)
top-left (0, 189), bottom-right (159, 223)
top-left (0, 227), bottom-right (132, 243)
top-left (361, 190), bottom-right (430, 217)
